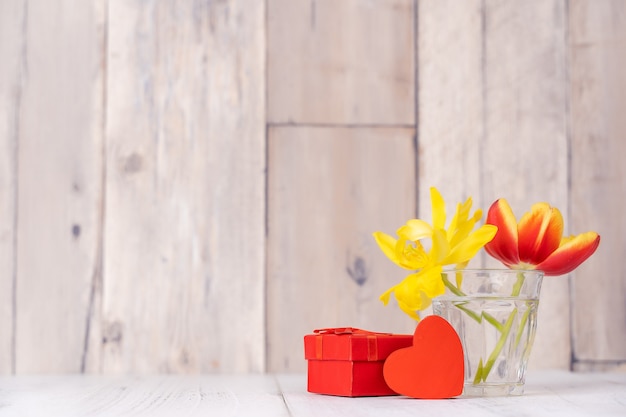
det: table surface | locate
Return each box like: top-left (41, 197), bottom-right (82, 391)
top-left (0, 371), bottom-right (625, 416)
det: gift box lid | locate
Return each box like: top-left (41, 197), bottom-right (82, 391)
top-left (304, 328), bottom-right (413, 362)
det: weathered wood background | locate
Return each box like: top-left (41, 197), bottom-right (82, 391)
top-left (0, 0), bottom-right (623, 374)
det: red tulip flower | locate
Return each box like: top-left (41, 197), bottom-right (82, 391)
top-left (485, 199), bottom-right (600, 276)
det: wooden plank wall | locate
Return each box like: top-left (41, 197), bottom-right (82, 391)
top-left (0, 0), bottom-right (623, 373)
top-left (0, 0), bottom-right (22, 374)
top-left (96, 0), bottom-right (266, 374)
top-left (1, 0), bottom-right (106, 373)
top-left (266, 0), bottom-right (417, 372)
top-left (418, 0), bottom-right (571, 370)
top-left (569, 0), bottom-right (626, 371)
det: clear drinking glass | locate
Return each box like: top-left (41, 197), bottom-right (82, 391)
top-left (432, 269), bottom-right (543, 396)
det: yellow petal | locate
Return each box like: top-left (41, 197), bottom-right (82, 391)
top-left (398, 300), bottom-right (422, 321)
top-left (394, 237), bottom-right (408, 262)
top-left (417, 265), bottom-right (445, 298)
top-left (392, 274), bottom-right (424, 309)
top-left (445, 224), bottom-right (498, 265)
top-left (373, 232), bottom-right (400, 265)
top-left (401, 242), bottom-right (430, 269)
top-left (397, 219), bottom-right (433, 241)
top-left (454, 262), bottom-right (469, 287)
top-left (379, 287), bottom-right (393, 305)
top-left (430, 187), bottom-right (446, 230)
top-left (448, 198), bottom-right (473, 240)
top-left (396, 267), bottom-right (444, 314)
top-left (449, 210), bottom-right (481, 248)
top-left (429, 229), bottom-right (451, 264)
top-left (472, 208), bottom-right (483, 223)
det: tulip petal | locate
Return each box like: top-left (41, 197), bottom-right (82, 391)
top-left (534, 232), bottom-right (600, 276)
top-left (518, 203), bottom-right (564, 264)
top-left (485, 199), bottom-right (520, 266)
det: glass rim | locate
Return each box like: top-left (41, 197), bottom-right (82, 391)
top-left (440, 268), bottom-right (544, 275)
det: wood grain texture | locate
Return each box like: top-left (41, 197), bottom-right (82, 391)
top-left (569, 0), bottom-right (626, 365)
top-left (416, 0), bottom-right (483, 233)
top-left (0, 0), bottom-right (25, 374)
top-left (267, 0), bottom-right (415, 125)
top-left (0, 375), bottom-right (290, 416)
top-left (0, 0), bottom-right (623, 375)
top-left (101, 0), bottom-right (265, 373)
top-left (418, 0), bottom-right (571, 369)
top-left (277, 372), bottom-right (626, 417)
top-left (267, 126), bottom-right (417, 372)
top-left (481, 0), bottom-right (570, 370)
top-left (0, 372), bottom-right (625, 416)
top-left (10, 0), bottom-right (105, 373)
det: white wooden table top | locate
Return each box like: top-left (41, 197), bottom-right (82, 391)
top-left (0, 371), bottom-right (624, 416)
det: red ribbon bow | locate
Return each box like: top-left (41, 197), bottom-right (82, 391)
top-left (312, 328), bottom-right (393, 361)
top-left (313, 327), bottom-right (392, 336)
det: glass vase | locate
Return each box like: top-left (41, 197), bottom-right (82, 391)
top-left (432, 269), bottom-right (543, 396)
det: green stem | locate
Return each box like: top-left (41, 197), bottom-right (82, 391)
top-left (512, 271), bottom-right (525, 297)
top-left (514, 305), bottom-right (531, 349)
top-left (478, 308), bottom-right (517, 382)
top-left (474, 271), bottom-right (527, 384)
top-left (442, 274), bottom-right (504, 331)
top-left (441, 271), bottom-right (530, 382)
top-left (482, 311), bottom-right (505, 333)
top-left (473, 359), bottom-right (485, 385)
top-left (442, 275), bottom-right (465, 297)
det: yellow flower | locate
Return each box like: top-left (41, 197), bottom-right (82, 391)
top-left (379, 265), bottom-right (444, 320)
top-left (374, 187), bottom-right (498, 319)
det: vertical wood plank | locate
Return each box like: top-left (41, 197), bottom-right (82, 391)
top-left (267, 127), bottom-right (417, 372)
top-left (0, 0), bottom-right (25, 374)
top-left (268, 0), bottom-right (414, 125)
top-left (102, 0), bottom-right (265, 373)
top-left (481, 0), bottom-right (570, 369)
top-left (569, 0), bottom-right (626, 368)
top-left (418, 1), bottom-right (571, 369)
top-left (417, 0), bottom-right (483, 223)
top-left (12, 0), bottom-right (106, 372)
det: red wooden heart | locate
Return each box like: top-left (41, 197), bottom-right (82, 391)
top-left (383, 315), bottom-right (464, 399)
